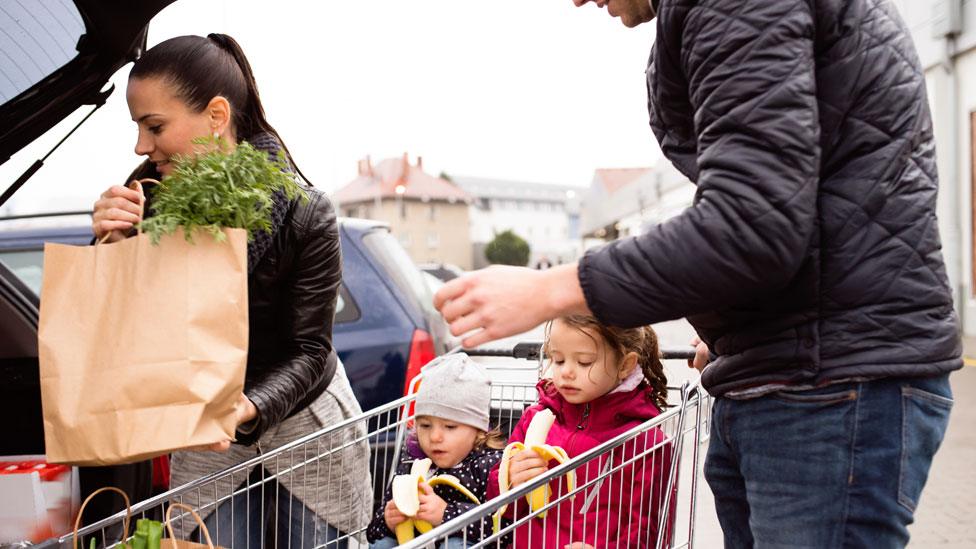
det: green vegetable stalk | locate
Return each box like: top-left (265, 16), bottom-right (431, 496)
top-left (132, 518), bottom-right (150, 549)
top-left (146, 520), bottom-right (162, 549)
top-left (139, 138), bottom-right (307, 245)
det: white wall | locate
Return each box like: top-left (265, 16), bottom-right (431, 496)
top-left (892, 0), bottom-right (976, 334)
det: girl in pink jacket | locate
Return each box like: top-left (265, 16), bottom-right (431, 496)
top-left (487, 315), bottom-right (674, 548)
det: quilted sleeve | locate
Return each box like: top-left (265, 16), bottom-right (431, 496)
top-left (579, 0), bottom-right (821, 327)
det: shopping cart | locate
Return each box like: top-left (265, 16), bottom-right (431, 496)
top-left (52, 343), bottom-right (711, 549)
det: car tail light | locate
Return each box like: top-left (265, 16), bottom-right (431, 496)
top-left (403, 329), bottom-right (436, 396)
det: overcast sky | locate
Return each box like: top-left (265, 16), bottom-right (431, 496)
top-left (1, 0), bottom-right (662, 214)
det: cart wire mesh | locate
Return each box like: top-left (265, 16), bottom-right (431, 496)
top-left (53, 344), bottom-right (711, 549)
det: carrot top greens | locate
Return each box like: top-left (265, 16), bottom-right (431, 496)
top-left (140, 138), bottom-right (307, 245)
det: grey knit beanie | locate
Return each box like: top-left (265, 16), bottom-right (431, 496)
top-left (414, 353), bottom-right (491, 432)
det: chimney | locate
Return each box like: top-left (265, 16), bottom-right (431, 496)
top-left (358, 155), bottom-right (373, 177)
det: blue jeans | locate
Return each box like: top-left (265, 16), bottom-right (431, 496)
top-left (197, 467), bottom-right (347, 549)
top-left (370, 536), bottom-right (472, 549)
top-left (705, 374), bottom-right (953, 548)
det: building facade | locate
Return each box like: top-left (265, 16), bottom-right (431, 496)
top-left (580, 164), bottom-right (695, 243)
top-left (333, 154), bottom-right (474, 269)
top-left (450, 176), bottom-right (585, 269)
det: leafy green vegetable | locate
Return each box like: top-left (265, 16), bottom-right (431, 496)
top-left (132, 519), bottom-right (150, 549)
top-left (146, 520), bottom-right (162, 549)
top-left (140, 138), bottom-right (307, 245)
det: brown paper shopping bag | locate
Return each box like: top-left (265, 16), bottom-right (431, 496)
top-left (72, 486), bottom-right (132, 549)
top-left (38, 197), bottom-right (249, 465)
top-left (163, 503), bottom-right (223, 549)
top-left (71, 488), bottom-right (225, 549)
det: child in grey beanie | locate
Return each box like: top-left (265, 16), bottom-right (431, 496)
top-left (415, 353), bottom-right (492, 431)
top-left (366, 353), bottom-right (506, 547)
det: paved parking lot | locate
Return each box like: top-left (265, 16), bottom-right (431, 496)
top-left (908, 345), bottom-right (976, 547)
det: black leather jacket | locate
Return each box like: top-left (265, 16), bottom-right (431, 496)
top-left (578, 0), bottom-right (961, 395)
top-left (237, 186), bottom-right (341, 444)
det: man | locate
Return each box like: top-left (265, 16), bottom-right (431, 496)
top-left (435, 0), bottom-right (960, 546)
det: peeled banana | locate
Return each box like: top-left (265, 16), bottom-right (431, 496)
top-left (391, 457), bottom-right (481, 544)
top-left (493, 408), bottom-right (575, 533)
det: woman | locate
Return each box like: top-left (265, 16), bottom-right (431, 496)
top-left (91, 34), bottom-right (370, 548)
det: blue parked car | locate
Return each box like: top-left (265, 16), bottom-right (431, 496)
top-left (0, 213), bottom-right (449, 455)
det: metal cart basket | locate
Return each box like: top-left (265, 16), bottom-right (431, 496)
top-left (53, 343), bottom-right (711, 549)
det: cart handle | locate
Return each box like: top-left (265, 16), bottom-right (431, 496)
top-left (464, 342), bottom-right (698, 361)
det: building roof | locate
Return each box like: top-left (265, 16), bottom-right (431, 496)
top-left (580, 162), bottom-right (693, 237)
top-left (593, 168), bottom-right (652, 195)
top-left (334, 154), bottom-right (470, 205)
top-left (451, 175), bottom-right (586, 202)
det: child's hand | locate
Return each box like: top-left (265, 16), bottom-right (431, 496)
top-left (384, 499), bottom-right (408, 531)
top-left (565, 544), bottom-right (595, 549)
top-left (508, 448), bottom-right (549, 489)
top-left (416, 481), bottom-right (448, 526)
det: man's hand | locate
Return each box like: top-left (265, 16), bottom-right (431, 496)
top-left (508, 448), bottom-right (549, 489)
top-left (384, 499), bottom-right (408, 531)
top-left (434, 264), bottom-right (589, 348)
top-left (416, 482), bottom-right (448, 526)
top-left (689, 336), bottom-right (710, 372)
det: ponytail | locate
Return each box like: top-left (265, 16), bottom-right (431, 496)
top-left (636, 326), bottom-right (668, 411)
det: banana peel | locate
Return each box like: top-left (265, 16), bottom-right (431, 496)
top-left (493, 408), bottom-right (575, 533)
top-left (391, 457), bottom-right (481, 544)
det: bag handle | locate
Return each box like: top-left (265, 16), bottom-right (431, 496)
top-left (96, 178), bottom-right (160, 245)
top-left (164, 503), bottom-right (216, 549)
top-left (72, 486), bottom-right (131, 549)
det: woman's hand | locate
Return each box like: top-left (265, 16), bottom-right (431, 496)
top-left (384, 499), bottom-right (408, 531)
top-left (92, 184), bottom-right (145, 243)
top-left (508, 448), bottom-right (549, 489)
top-left (188, 393), bottom-right (258, 452)
top-left (416, 481), bottom-right (448, 526)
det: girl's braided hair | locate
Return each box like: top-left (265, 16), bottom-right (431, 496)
top-left (544, 315), bottom-right (668, 410)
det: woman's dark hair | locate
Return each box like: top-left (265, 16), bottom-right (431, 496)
top-left (128, 34), bottom-right (311, 185)
top-left (543, 315), bottom-right (668, 411)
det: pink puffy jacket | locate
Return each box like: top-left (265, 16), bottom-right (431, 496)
top-left (487, 376), bottom-right (675, 548)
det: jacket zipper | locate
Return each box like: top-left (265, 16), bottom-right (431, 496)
top-left (577, 403), bottom-right (591, 430)
top-left (554, 403), bottom-right (590, 501)
top-left (562, 403), bottom-right (590, 461)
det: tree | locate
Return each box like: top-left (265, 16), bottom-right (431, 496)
top-left (485, 230), bottom-right (530, 266)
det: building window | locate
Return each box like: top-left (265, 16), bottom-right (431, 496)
top-left (429, 203), bottom-right (437, 221)
top-left (427, 233), bottom-right (439, 249)
top-left (399, 199), bottom-right (407, 220)
top-left (399, 232), bottom-right (411, 248)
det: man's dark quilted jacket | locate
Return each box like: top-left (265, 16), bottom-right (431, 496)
top-left (578, 0), bottom-right (962, 395)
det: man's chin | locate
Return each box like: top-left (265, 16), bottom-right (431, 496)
top-left (620, 10), bottom-right (655, 28)
top-left (623, 18), bottom-right (651, 28)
